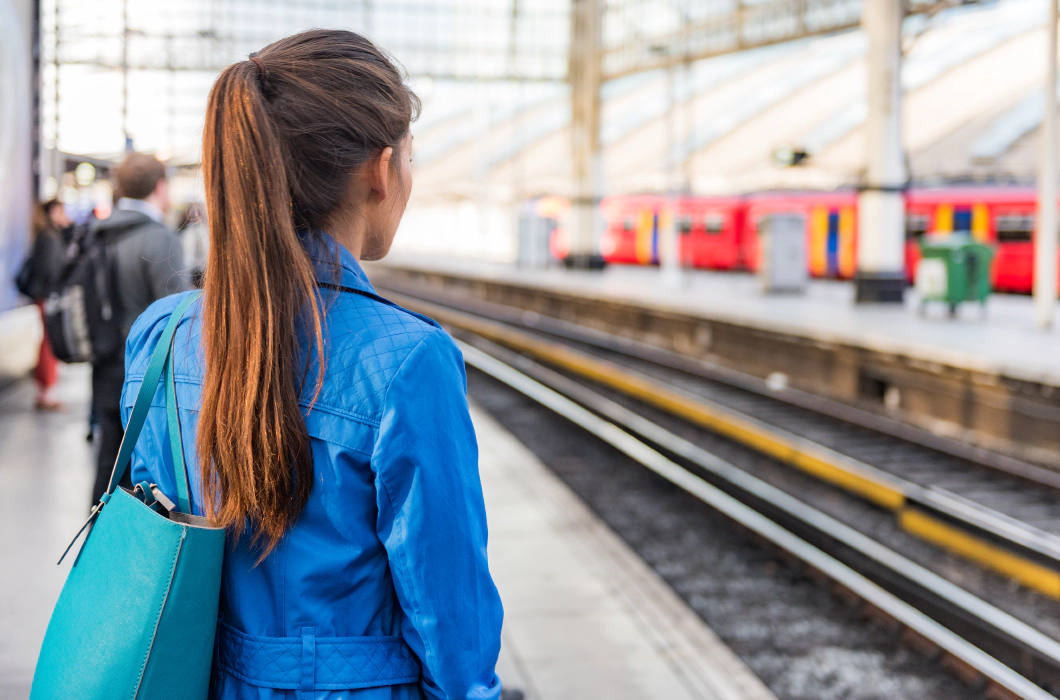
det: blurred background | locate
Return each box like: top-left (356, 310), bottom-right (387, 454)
top-left (2, 0), bottom-right (1058, 308)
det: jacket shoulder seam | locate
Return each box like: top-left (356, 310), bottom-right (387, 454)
top-left (377, 326), bottom-right (444, 413)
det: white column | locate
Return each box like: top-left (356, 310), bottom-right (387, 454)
top-left (660, 65), bottom-right (681, 287)
top-left (855, 0), bottom-right (906, 303)
top-left (567, 0), bottom-right (603, 268)
top-left (1036, 0), bottom-right (1059, 329)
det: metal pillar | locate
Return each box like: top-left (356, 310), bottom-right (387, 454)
top-left (50, 0), bottom-right (60, 190)
top-left (660, 64), bottom-right (681, 286)
top-left (1036, 0), bottom-right (1059, 329)
top-left (566, 0), bottom-right (604, 269)
top-left (30, 0), bottom-right (41, 197)
top-left (855, 0), bottom-right (906, 303)
top-left (121, 0), bottom-right (132, 152)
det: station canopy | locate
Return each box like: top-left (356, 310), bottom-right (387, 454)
top-left (41, 0), bottom-right (1053, 201)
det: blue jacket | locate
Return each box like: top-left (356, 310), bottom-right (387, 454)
top-left (121, 238), bottom-right (503, 700)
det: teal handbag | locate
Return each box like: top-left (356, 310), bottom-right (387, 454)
top-left (31, 291), bottom-right (225, 700)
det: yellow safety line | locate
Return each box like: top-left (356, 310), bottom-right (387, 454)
top-left (416, 301), bottom-right (904, 511)
top-left (388, 292), bottom-right (1060, 597)
top-left (900, 509), bottom-right (1060, 599)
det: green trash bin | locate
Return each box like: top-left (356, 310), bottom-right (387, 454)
top-left (915, 234), bottom-right (994, 316)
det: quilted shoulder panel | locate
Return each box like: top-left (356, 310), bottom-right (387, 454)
top-left (310, 293), bottom-right (438, 424)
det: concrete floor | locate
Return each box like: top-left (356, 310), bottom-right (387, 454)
top-left (0, 364), bottom-right (93, 699)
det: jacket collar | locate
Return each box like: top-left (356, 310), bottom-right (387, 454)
top-left (116, 197), bottom-right (166, 224)
top-left (306, 231), bottom-right (376, 295)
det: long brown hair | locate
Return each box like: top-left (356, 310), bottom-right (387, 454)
top-left (199, 30), bottom-right (419, 554)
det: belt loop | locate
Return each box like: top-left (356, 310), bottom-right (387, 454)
top-left (300, 627), bottom-right (315, 699)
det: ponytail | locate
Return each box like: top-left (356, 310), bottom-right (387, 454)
top-left (198, 60), bottom-right (325, 555)
top-left (198, 31), bottom-right (417, 555)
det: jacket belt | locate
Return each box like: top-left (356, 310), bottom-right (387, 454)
top-left (217, 620), bottom-right (421, 695)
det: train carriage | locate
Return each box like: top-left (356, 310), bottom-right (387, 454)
top-left (596, 187), bottom-right (1056, 295)
top-left (600, 194), bottom-right (746, 269)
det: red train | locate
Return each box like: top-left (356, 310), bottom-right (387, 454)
top-left (598, 188), bottom-right (1044, 294)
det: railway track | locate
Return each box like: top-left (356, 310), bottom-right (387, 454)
top-left (371, 278), bottom-right (1060, 698)
top-left (375, 279), bottom-right (1060, 594)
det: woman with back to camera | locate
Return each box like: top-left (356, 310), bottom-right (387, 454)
top-left (120, 30), bottom-right (505, 698)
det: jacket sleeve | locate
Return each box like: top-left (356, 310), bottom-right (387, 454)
top-left (371, 328), bottom-right (503, 700)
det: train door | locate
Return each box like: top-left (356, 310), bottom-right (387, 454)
top-left (826, 210), bottom-right (840, 276)
top-left (809, 206), bottom-right (829, 277)
top-left (953, 207), bottom-right (972, 233)
top-left (932, 202), bottom-right (984, 238)
top-left (993, 210), bottom-right (1034, 293)
top-left (837, 206), bottom-right (856, 278)
top-left (808, 205), bottom-right (855, 278)
top-left (934, 203), bottom-right (953, 234)
top-left (971, 203), bottom-right (989, 241)
top-left (634, 205), bottom-right (658, 264)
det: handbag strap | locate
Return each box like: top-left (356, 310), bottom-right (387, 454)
top-left (165, 347), bottom-right (192, 514)
top-left (105, 291), bottom-right (201, 509)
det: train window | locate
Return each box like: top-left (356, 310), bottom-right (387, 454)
top-left (678, 215), bottom-right (693, 234)
top-left (705, 213), bottom-right (724, 234)
top-left (995, 214), bottom-right (1034, 243)
top-left (905, 214), bottom-right (929, 239)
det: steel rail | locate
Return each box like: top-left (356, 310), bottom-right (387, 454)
top-left (458, 339), bottom-right (1059, 700)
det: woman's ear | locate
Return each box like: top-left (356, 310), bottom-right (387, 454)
top-left (370, 146), bottom-right (394, 202)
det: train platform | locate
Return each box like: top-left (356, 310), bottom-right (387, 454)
top-left (0, 344), bottom-right (773, 700)
top-left (373, 254), bottom-right (1060, 387)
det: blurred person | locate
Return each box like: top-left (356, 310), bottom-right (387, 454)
top-left (17, 200), bottom-right (70, 409)
top-left (121, 31), bottom-right (506, 699)
top-left (89, 153), bottom-right (191, 504)
top-left (176, 202), bottom-right (209, 286)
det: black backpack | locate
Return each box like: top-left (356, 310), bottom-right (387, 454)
top-left (42, 226), bottom-right (129, 364)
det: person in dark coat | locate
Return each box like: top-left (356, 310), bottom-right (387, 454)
top-left (89, 153), bottom-right (191, 504)
top-left (26, 200), bottom-right (70, 410)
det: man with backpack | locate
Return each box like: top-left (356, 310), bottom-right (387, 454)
top-left (88, 153), bottom-right (191, 504)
